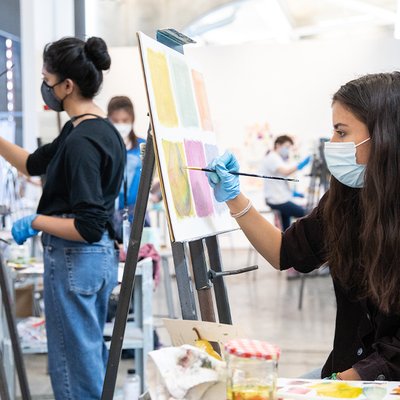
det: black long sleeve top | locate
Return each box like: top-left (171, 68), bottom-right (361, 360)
top-left (26, 118), bottom-right (125, 243)
top-left (280, 192), bottom-right (400, 381)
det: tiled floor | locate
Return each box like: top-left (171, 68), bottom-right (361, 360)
top-left (18, 247), bottom-right (336, 399)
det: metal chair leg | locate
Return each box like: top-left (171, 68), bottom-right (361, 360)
top-left (298, 274), bottom-right (306, 310)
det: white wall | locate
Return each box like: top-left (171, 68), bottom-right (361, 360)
top-left (186, 35), bottom-right (400, 152)
top-left (102, 35), bottom-right (400, 157)
top-left (20, 0), bottom-right (74, 150)
top-left (98, 47), bottom-right (150, 138)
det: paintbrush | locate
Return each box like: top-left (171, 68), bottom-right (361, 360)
top-left (184, 166), bottom-right (299, 182)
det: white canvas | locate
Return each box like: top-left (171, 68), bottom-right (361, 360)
top-left (137, 32), bottom-right (237, 242)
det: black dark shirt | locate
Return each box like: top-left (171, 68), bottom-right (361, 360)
top-left (26, 118), bottom-right (125, 243)
top-left (280, 192), bottom-right (400, 381)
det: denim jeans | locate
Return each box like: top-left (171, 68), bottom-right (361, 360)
top-left (299, 367), bottom-right (322, 379)
top-left (266, 201), bottom-right (306, 231)
top-left (42, 232), bottom-right (118, 400)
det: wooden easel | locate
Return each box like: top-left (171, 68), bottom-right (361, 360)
top-left (101, 29), bottom-right (257, 400)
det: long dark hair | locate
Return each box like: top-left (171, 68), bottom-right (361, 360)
top-left (107, 96), bottom-right (138, 149)
top-left (43, 37), bottom-right (111, 98)
top-left (324, 72), bottom-right (400, 313)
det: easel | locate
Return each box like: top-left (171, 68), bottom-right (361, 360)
top-left (101, 29), bottom-right (257, 399)
top-left (305, 138), bottom-right (330, 213)
top-left (298, 138), bottom-right (330, 310)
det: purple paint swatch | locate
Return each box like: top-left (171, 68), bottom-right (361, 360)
top-left (184, 140), bottom-right (214, 217)
top-left (204, 143), bottom-right (227, 214)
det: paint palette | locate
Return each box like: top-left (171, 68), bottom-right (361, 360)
top-left (276, 379), bottom-right (394, 400)
top-left (138, 32), bottom-right (238, 241)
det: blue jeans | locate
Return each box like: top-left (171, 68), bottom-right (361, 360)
top-left (267, 201), bottom-right (306, 231)
top-left (300, 367), bottom-right (322, 379)
top-left (42, 232), bottom-right (118, 400)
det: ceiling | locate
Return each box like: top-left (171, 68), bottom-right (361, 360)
top-left (86, 0), bottom-right (399, 46)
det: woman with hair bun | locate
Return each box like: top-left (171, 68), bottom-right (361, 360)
top-left (0, 36), bottom-right (125, 399)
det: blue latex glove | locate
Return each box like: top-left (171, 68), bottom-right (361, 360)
top-left (293, 190), bottom-right (304, 198)
top-left (12, 214), bottom-right (39, 245)
top-left (206, 151), bottom-right (240, 202)
top-left (297, 155), bottom-right (311, 171)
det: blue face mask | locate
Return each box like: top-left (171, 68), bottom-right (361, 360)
top-left (278, 146), bottom-right (290, 160)
top-left (324, 137), bottom-right (370, 188)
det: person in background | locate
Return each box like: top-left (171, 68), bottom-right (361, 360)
top-left (0, 37), bottom-right (125, 399)
top-left (260, 135), bottom-right (311, 279)
top-left (206, 72), bottom-right (400, 381)
top-left (107, 96), bottom-right (148, 243)
top-left (260, 135), bottom-right (310, 231)
top-left (107, 96), bottom-right (163, 350)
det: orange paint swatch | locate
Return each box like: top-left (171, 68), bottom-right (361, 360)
top-left (147, 49), bottom-right (178, 128)
top-left (192, 70), bottom-right (213, 131)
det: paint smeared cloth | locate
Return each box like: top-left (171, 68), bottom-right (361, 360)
top-left (146, 345), bottom-right (225, 399)
top-left (139, 243), bottom-right (161, 287)
top-left (120, 243), bottom-right (161, 287)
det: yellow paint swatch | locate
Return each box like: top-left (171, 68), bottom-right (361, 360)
top-left (147, 49), bottom-right (178, 128)
top-left (162, 140), bottom-right (195, 219)
top-left (310, 382), bottom-right (363, 398)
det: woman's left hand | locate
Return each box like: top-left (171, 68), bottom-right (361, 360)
top-left (12, 214), bottom-right (40, 245)
top-left (337, 368), bottom-right (361, 380)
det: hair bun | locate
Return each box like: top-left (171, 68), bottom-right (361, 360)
top-left (84, 37), bottom-right (111, 71)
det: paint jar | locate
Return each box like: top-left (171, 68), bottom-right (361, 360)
top-left (225, 339), bottom-right (280, 400)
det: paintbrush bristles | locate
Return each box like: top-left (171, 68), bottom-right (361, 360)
top-left (184, 166), bottom-right (203, 170)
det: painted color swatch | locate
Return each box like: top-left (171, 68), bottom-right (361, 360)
top-left (147, 49), bottom-right (178, 128)
top-left (309, 382), bottom-right (363, 398)
top-left (184, 140), bottom-right (214, 217)
top-left (170, 56), bottom-right (199, 128)
top-left (192, 70), bottom-right (213, 131)
top-left (204, 143), bottom-right (226, 214)
top-left (162, 140), bottom-right (195, 219)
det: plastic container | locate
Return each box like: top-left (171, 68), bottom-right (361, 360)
top-left (122, 368), bottom-right (141, 400)
top-left (225, 339), bottom-right (280, 400)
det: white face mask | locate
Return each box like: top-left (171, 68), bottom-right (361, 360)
top-left (114, 123), bottom-right (132, 139)
top-left (324, 137), bottom-right (370, 188)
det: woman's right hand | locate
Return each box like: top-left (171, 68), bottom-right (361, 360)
top-left (206, 151), bottom-right (240, 202)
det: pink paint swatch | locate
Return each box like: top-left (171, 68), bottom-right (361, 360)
top-left (184, 140), bottom-right (214, 217)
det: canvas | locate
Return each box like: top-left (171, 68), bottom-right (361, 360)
top-left (138, 32), bottom-right (237, 241)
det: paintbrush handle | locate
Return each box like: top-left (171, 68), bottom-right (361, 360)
top-left (187, 167), bottom-right (299, 182)
top-left (230, 171), bottom-right (298, 182)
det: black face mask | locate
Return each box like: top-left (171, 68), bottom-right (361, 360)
top-left (41, 80), bottom-right (66, 112)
